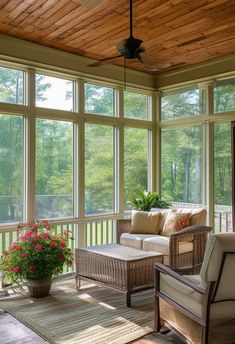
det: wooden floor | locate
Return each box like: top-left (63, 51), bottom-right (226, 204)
top-left (1, 307), bottom-right (235, 344)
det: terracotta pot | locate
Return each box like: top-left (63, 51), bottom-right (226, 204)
top-left (25, 278), bottom-right (52, 297)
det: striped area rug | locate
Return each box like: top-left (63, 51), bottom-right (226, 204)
top-left (0, 278), bottom-right (154, 344)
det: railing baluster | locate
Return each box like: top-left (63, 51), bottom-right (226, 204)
top-left (225, 212), bottom-right (229, 232)
top-left (95, 221), bottom-right (98, 246)
top-left (9, 232), bottom-right (13, 248)
top-left (101, 220), bottom-right (103, 244)
top-left (2, 232), bottom-right (5, 253)
top-left (111, 220), bottom-right (113, 243)
top-left (219, 213), bottom-right (222, 233)
top-left (106, 220), bottom-right (109, 244)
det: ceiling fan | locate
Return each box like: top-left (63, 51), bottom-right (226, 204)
top-left (87, 0), bottom-right (171, 71)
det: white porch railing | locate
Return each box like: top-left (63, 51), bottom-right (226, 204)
top-left (0, 205), bottom-right (233, 274)
top-left (0, 216), bottom-right (119, 274)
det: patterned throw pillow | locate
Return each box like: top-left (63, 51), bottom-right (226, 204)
top-left (161, 212), bottom-right (191, 237)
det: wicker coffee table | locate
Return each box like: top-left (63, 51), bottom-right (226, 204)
top-left (75, 244), bottom-right (163, 307)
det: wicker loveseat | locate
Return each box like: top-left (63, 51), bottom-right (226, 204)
top-left (117, 208), bottom-right (212, 273)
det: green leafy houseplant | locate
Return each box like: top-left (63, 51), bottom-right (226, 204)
top-left (128, 190), bottom-right (171, 211)
top-left (0, 220), bottom-right (73, 293)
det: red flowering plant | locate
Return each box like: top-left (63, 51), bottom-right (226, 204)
top-left (0, 220), bottom-right (73, 284)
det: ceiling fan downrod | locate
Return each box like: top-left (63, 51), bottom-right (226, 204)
top-left (130, 0), bottom-right (133, 37)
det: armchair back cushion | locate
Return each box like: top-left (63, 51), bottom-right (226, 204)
top-left (130, 210), bottom-right (161, 234)
top-left (200, 233), bottom-right (235, 301)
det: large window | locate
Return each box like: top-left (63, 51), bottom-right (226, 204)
top-left (0, 114), bottom-right (24, 223)
top-left (161, 126), bottom-right (202, 205)
top-left (85, 124), bottom-right (114, 215)
top-left (85, 83), bottom-right (114, 116)
top-left (0, 66), bottom-right (24, 104)
top-left (161, 87), bottom-right (204, 120)
top-left (214, 122), bottom-right (232, 232)
top-left (35, 74), bottom-right (74, 111)
top-left (36, 119), bottom-right (73, 219)
top-left (124, 91), bottom-right (148, 120)
top-left (124, 128), bottom-right (149, 207)
top-left (214, 78), bottom-right (235, 113)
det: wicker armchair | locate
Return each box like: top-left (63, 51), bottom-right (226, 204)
top-left (117, 218), bottom-right (212, 274)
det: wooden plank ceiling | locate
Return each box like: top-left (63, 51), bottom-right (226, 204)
top-left (0, 0), bottom-right (235, 74)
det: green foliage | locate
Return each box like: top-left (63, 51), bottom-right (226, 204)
top-left (161, 126), bottom-right (202, 203)
top-left (85, 83), bottom-right (113, 115)
top-left (124, 91), bottom-right (148, 119)
top-left (214, 123), bottom-right (231, 205)
top-left (0, 66), bottom-right (24, 104)
top-left (0, 220), bottom-right (73, 283)
top-left (124, 127), bottom-right (148, 208)
top-left (128, 190), bottom-right (171, 211)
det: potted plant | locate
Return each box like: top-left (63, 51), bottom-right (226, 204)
top-left (128, 190), bottom-right (171, 211)
top-left (0, 220), bottom-right (73, 297)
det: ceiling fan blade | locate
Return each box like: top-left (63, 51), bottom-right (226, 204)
top-left (140, 53), bottom-right (172, 71)
top-left (72, 0), bottom-right (103, 8)
top-left (87, 55), bottom-right (122, 67)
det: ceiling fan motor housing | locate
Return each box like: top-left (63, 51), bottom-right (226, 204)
top-left (118, 36), bottom-right (145, 59)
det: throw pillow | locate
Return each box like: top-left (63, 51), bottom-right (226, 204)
top-left (161, 212), bottom-right (191, 237)
top-left (130, 210), bottom-right (161, 234)
top-left (175, 208), bottom-right (207, 226)
top-left (190, 208), bottom-right (207, 226)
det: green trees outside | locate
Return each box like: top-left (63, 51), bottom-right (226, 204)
top-left (214, 81), bottom-right (235, 113)
top-left (36, 119), bottom-right (73, 219)
top-left (124, 127), bottom-right (148, 207)
top-left (124, 91), bottom-right (148, 119)
top-left (0, 66), bottom-right (24, 104)
top-left (214, 124), bottom-right (231, 206)
top-left (161, 88), bottom-right (204, 120)
top-left (85, 124), bottom-right (114, 214)
top-left (85, 83), bottom-right (113, 115)
top-left (161, 126), bottom-right (202, 204)
top-left (0, 67), bottom-right (234, 222)
top-left (0, 115), bottom-right (23, 222)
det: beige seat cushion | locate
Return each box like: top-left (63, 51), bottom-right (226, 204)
top-left (160, 273), bottom-right (204, 317)
top-left (120, 233), bottom-right (156, 250)
top-left (130, 210), bottom-right (161, 234)
top-left (161, 212), bottom-right (191, 237)
top-left (143, 236), bottom-right (193, 255)
top-left (161, 271), bottom-right (235, 321)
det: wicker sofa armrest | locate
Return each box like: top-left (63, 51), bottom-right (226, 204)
top-left (169, 225), bottom-right (212, 273)
top-left (116, 219), bottom-right (131, 244)
top-left (171, 225), bottom-right (212, 241)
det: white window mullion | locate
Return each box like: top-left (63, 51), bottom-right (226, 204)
top-left (155, 91), bottom-right (161, 194)
top-left (117, 87), bottom-right (125, 215)
top-left (199, 81), bottom-right (215, 227)
top-left (24, 69), bottom-right (36, 222)
top-left (77, 79), bottom-right (85, 247)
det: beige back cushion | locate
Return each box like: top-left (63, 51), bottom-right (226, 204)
top-left (175, 208), bottom-right (207, 226)
top-left (150, 208), bottom-right (175, 233)
top-left (200, 233), bottom-right (235, 301)
top-left (130, 210), bottom-right (161, 234)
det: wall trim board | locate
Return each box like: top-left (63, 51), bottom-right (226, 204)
top-left (155, 54), bottom-right (235, 89)
top-left (0, 34), bottom-right (155, 90)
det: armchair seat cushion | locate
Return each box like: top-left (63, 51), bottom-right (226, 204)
top-left (120, 233), bottom-right (156, 250)
top-left (143, 236), bottom-right (193, 255)
top-left (160, 273), bottom-right (204, 317)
